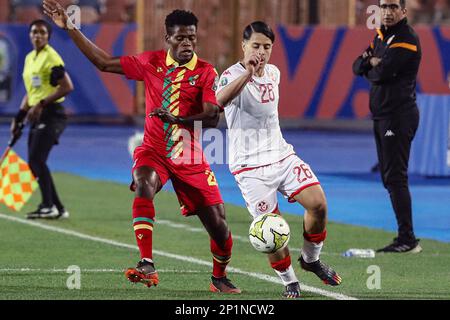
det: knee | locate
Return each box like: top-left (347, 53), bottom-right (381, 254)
top-left (28, 157), bottom-right (44, 176)
top-left (134, 177), bottom-right (157, 200)
top-left (306, 196), bottom-right (327, 219)
top-left (384, 176), bottom-right (408, 191)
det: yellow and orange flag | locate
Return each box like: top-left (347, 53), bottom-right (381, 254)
top-left (0, 149), bottom-right (38, 212)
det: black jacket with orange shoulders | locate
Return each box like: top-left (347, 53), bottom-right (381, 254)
top-left (353, 18), bottom-right (422, 120)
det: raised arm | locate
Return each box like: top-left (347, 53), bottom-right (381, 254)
top-left (43, 0), bottom-right (124, 74)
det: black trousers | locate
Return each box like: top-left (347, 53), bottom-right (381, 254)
top-left (28, 115), bottom-right (66, 210)
top-left (373, 107), bottom-right (420, 244)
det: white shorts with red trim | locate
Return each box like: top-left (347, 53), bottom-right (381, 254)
top-left (234, 154), bottom-right (320, 218)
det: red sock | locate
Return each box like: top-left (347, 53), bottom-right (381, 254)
top-left (210, 232), bottom-right (233, 278)
top-left (132, 197), bottom-right (155, 260)
top-left (270, 255), bottom-right (292, 272)
top-left (303, 229), bottom-right (327, 244)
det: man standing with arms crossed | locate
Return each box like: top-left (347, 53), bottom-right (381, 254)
top-left (353, 0), bottom-right (422, 253)
top-left (43, 0), bottom-right (241, 293)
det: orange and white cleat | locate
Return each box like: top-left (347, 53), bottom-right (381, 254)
top-left (125, 259), bottom-right (159, 288)
top-left (209, 276), bottom-right (242, 294)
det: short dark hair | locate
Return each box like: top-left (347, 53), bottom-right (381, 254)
top-left (243, 21), bottom-right (275, 43)
top-left (29, 19), bottom-right (53, 40)
top-left (379, 0), bottom-right (406, 9)
top-left (165, 10), bottom-right (198, 35)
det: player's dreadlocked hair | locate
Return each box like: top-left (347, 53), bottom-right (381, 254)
top-left (165, 10), bottom-right (199, 35)
top-left (243, 21), bottom-right (275, 43)
top-left (29, 19), bottom-right (53, 40)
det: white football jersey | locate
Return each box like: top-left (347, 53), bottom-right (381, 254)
top-left (217, 62), bottom-right (294, 174)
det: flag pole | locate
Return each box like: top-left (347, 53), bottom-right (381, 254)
top-left (0, 134), bottom-right (21, 168)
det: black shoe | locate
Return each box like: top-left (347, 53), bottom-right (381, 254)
top-left (299, 256), bottom-right (342, 286)
top-left (26, 205), bottom-right (59, 219)
top-left (282, 282), bottom-right (301, 299)
top-left (376, 238), bottom-right (422, 253)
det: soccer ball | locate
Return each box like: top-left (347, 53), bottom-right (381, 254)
top-left (248, 213), bottom-right (290, 254)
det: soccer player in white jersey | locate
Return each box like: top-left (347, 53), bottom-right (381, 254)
top-left (216, 21), bottom-right (342, 298)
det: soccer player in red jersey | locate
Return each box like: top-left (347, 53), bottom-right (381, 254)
top-left (43, 0), bottom-right (241, 293)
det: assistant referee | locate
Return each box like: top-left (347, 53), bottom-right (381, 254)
top-left (10, 19), bottom-right (73, 219)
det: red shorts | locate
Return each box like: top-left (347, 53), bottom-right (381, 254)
top-left (131, 146), bottom-right (223, 216)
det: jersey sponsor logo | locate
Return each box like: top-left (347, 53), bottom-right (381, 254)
top-left (257, 200), bottom-right (270, 213)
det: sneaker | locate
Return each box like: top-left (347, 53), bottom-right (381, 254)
top-left (125, 259), bottom-right (159, 287)
top-left (209, 276), bottom-right (241, 294)
top-left (376, 238), bottom-right (422, 253)
top-left (299, 256), bottom-right (342, 286)
top-left (282, 282), bottom-right (301, 299)
top-left (26, 205), bottom-right (59, 219)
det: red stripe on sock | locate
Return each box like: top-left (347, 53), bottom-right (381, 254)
top-left (271, 255), bottom-right (292, 272)
top-left (133, 197), bottom-right (155, 260)
top-left (303, 229), bottom-right (327, 244)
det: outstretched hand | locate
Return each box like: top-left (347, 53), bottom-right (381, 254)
top-left (43, 0), bottom-right (70, 29)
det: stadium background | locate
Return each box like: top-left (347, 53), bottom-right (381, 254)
top-left (0, 0), bottom-right (450, 301)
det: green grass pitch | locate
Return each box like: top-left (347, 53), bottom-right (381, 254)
top-left (1, 173), bottom-right (449, 300)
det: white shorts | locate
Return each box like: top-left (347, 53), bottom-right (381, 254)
top-left (234, 154), bottom-right (320, 218)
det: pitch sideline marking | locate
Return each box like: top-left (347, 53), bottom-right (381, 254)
top-left (0, 213), bottom-right (357, 300)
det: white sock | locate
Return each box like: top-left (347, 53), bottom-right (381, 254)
top-left (273, 265), bottom-right (298, 286)
top-left (301, 239), bottom-right (323, 263)
top-left (142, 258), bottom-right (153, 264)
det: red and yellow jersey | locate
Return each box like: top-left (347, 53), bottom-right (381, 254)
top-left (120, 50), bottom-right (219, 168)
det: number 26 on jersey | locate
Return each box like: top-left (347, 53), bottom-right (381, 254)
top-left (259, 84), bottom-right (275, 103)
